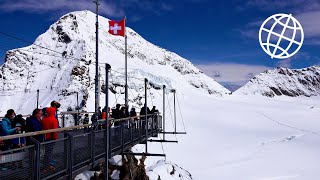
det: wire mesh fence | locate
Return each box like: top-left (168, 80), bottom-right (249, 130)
top-left (72, 132), bottom-right (91, 168)
top-left (94, 129), bottom-right (105, 159)
top-left (0, 113), bottom-right (162, 180)
top-left (0, 145), bottom-right (35, 180)
top-left (40, 135), bottom-right (68, 179)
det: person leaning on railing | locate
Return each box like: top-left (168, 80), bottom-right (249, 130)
top-left (0, 109), bottom-right (21, 151)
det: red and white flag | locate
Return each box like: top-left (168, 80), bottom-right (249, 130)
top-left (108, 19), bottom-right (125, 37)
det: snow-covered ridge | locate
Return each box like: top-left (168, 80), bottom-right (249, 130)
top-left (234, 66), bottom-right (320, 97)
top-left (0, 10), bottom-right (229, 115)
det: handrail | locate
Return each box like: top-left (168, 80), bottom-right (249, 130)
top-left (0, 124), bottom-right (92, 141)
top-left (112, 113), bottom-right (159, 122)
top-left (0, 113), bottom-right (160, 141)
top-left (60, 111), bottom-right (95, 115)
top-left (0, 114), bottom-right (31, 118)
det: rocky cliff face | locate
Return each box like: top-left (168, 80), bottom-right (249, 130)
top-left (0, 10), bottom-right (229, 115)
top-left (234, 66), bottom-right (320, 97)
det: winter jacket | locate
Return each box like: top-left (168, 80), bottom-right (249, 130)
top-left (41, 107), bottom-right (59, 140)
top-left (112, 108), bottom-right (121, 119)
top-left (26, 116), bottom-right (43, 143)
top-left (12, 115), bottom-right (26, 131)
top-left (0, 118), bottom-right (16, 136)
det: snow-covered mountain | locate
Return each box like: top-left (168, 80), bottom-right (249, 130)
top-left (234, 66), bottom-right (320, 97)
top-left (0, 10), bottom-right (229, 115)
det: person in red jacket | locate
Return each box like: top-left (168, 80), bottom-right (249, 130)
top-left (41, 107), bottom-right (59, 171)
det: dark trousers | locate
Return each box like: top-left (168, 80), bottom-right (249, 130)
top-left (44, 140), bottom-right (55, 166)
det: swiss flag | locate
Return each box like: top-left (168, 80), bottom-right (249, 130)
top-left (108, 19), bottom-right (125, 37)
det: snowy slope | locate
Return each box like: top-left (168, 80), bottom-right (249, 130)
top-left (0, 10), bottom-right (229, 116)
top-left (234, 66), bottom-right (320, 97)
top-left (142, 91), bottom-right (320, 179)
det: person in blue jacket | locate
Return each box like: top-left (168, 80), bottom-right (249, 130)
top-left (25, 109), bottom-right (44, 144)
top-left (0, 109), bottom-right (21, 150)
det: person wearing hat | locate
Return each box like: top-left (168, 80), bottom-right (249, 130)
top-left (0, 109), bottom-right (21, 150)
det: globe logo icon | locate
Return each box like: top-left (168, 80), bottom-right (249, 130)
top-left (259, 13), bottom-right (304, 59)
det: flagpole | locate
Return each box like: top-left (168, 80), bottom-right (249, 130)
top-left (124, 16), bottom-right (128, 106)
top-left (94, 0), bottom-right (100, 121)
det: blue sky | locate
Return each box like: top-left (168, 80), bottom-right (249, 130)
top-left (0, 0), bottom-right (320, 89)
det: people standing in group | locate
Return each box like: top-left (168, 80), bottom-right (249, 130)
top-left (112, 104), bottom-right (121, 126)
top-left (112, 104), bottom-right (121, 119)
top-left (41, 106), bottom-right (59, 171)
top-left (25, 109), bottom-right (44, 144)
top-left (140, 104), bottom-right (151, 119)
top-left (0, 109), bottom-right (21, 150)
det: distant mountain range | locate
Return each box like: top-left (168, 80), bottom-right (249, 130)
top-left (234, 66), bottom-right (320, 97)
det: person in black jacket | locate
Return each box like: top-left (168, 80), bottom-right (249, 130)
top-left (140, 104), bottom-right (151, 118)
top-left (119, 106), bottom-right (128, 119)
top-left (25, 109), bottom-right (44, 144)
top-left (12, 114), bottom-right (26, 132)
top-left (150, 106), bottom-right (159, 114)
top-left (140, 104), bottom-right (151, 130)
top-left (112, 104), bottom-right (121, 126)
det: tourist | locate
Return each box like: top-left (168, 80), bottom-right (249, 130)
top-left (41, 107), bottom-right (59, 170)
top-left (25, 109), bottom-right (44, 144)
top-left (0, 109), bottom-right (21, 150)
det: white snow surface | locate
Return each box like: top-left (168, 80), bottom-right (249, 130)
top-left (141, 92), bottom-right (320, 179)
top-left (1, 10), bottom-right (320, 180)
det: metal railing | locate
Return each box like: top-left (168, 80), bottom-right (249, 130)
top-left (0, 113), bottom-right (162, 180)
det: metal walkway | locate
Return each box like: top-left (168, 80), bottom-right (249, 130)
top-left (0, 115), bottom-right (162, 180)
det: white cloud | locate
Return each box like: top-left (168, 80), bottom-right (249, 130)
top-left (239, 0), bottom-right (320, 45)
top-left (0, 0), bottom-right (124, 17)
top-left (296, 11), bottom-right (320, 38)
top-left (196, 63), bottom-right (271, 88)
top-left (0, 0), bottom-right (185, 19)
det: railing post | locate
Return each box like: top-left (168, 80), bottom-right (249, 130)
top-left (65, 133), bottom-right (74, 180)
top-left (173, 89), bottom-right (177, 134)
top-left (76, 92), bottom-right (79, 126)
top-left (91, 126), bottom-right (96, 168)
top-left (32, 137), bottom-right (41, 180)
top-left (36, 89), bottom-right (39, 109)
top-left (130, 120), bottom-right (133, 145)
top-left (151, 113), bottom-right (154, 136)
top-left (121, 122), bottom-right (124, 153)
top-left (105, 63), bottom-right (111, 180)
top-left (163, 85), bottom-right (166, 140)
top-left (108, 121), bottom-right (111, 158)
top-left (62, 114), bottom-right (65, 128)
top-left (139, 118), bottom-right (142, 143)
top-left (145, 78), bottom-right (148, 153)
